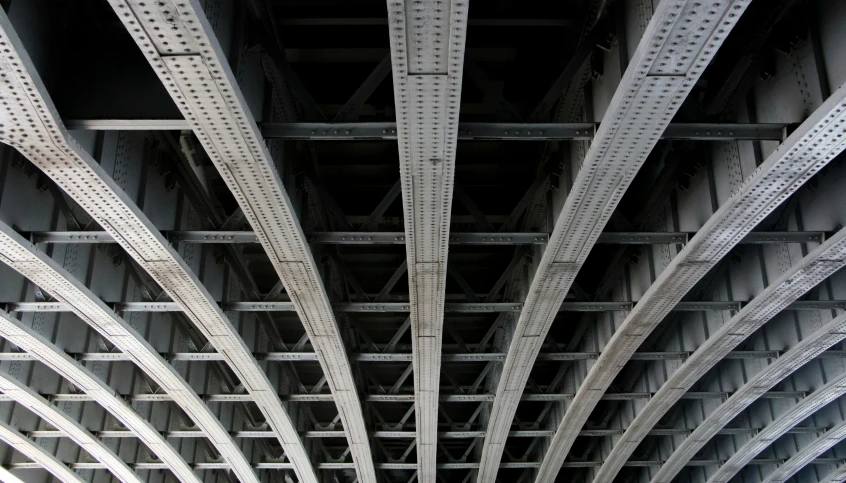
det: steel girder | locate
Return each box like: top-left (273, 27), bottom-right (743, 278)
top-left (476, 2), bottom-right (753, 481)
top-left (0, 219), bottom-right (241, 482)
top-left (104, 2), bottom-right (376, 481)
top-left (759, 418), bottom-right (846, 483)
top-left (0, 465), bottom-right (25, 483)
top-left (0, 369), bottom-right (143, 483)
top-left (0, 8), bottom-right (300, 483)
top-left (587, 79), bottom-right (846, 483)
top-left (0, 420), bottom-right (84, 483)
top-left (385, 1), bottom-right (469, 481)
top-left (0, 311), bottom-right (200, 483)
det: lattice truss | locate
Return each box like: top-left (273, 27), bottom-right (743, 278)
top-left (1, 0), bottom-right (846, 483)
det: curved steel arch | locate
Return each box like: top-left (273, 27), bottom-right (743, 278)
top-left (0, 465), bottom-right (25, 483)
top-left (761, 418), bottom-right (846, 483)
top-left (0, 8), bottom-right (315, 483)
top-left (651, 298), bottom-right (846, 481)
top-left (588, 80), bottom-right (846, 483)
top-left (384, 1), bottom-right (469, 481)
top-left (102, 2), bottom-right (376, 480)
top-left (706, 367), bottom-right (846, 482)
top-left (0, 217), bottom-right (253, 481)
top-left (0, 420), bottom-right (83, 483)
top-left (474, 2), bottom-right (754, 482)
top-left (0, 370), bottom-right (142, 483)
top-left (0, 311), bottom-right (201, 483)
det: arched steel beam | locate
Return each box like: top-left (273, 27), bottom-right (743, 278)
top-left (102, 2), bottom-right (375, 481)
top-left (704, 366), bottom-right (846, 482)
top-left (760, 418), bottom-right (846, 483)
top-left (0, 220), bottom-right (238, 482)
top-left (384, 1), bottom-right (469, 482)
top-left (0, 8), bottom-right (313, 483)
top-left (0, 369), bottom-right (142, 483)
top-left (0, 465), bottom-right (25, 483)
top-left (649, 267), bottom-right (846, 481)
top-left (0, 420), bottom-right (83, 483)
top-left (476, 2), bottom-right (753, 482)
top-left (587, 81), bottom-right (846, 483)
top-left (820, 462), bottom-right (846, 483)
top-left (0, 313), bottom-right (201, 483)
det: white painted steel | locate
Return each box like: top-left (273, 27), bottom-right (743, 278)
top-left (0, 370), bottom-right (142, 483)
top-left (0, 7), bottom-right (314, 483)
top-left (821, 464), bottom-right (846, 483)
top-left (386, 1), bottom-right (469, 481)
top-left (591, 80), bottom-right (846, 483)
top-left (477, 2), bottom-right (753, 482)
top-left (103, 2), bottom-right (375, 481)
top-left (0, 466), bottom-right (24, 483)
top-left (0, 223), bottom-right (231, 483)
top-left (760, 418), bottom-right (846, 483)
top-left (650, 270), bottom-right (846, 482)
top-left (0, 312), bottom-right (199, 482)
top-left (707, 370), bottom-right (846, 482)
top-left (0, 421), bottom-right (83, 483)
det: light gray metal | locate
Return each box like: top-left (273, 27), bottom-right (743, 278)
top-left (760, 419), bottom-right (846, 483)
top-left (589, 82), bottom-right (846, 483)
top-left (707, 371), bottom-right (846, 482)
top-left (479, 3), bottom-right (753, 482)
top-left (0, 370), bottom-right (143, 483)
top-left (0, 222), bottom-right (258, 481)
top-left (0, 420), bottom-right (83, 483)
top-left (385, 1), bottom-right (469, 481)
top-left (0, 466), bottom-right (24, 483)
top-left (0, 9), bottom-right (302, 483)
top-left (0, 312), bottom-right (200, 483)
top-left (106, 2), bottom-right (374, 480)
top-left (650, 310), bottom-right (846, 482)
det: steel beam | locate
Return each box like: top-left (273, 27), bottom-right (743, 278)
top-left (62, 120), bottom-right (789, 141)
top-left (385, 2), bottom-right (469, 481)
top-left (26, 230), bottom-right (827, 246)
top-left (478, 3), bottom-right (753, 482)
top-left (649, 307), bottom-right (846, 482)
top-left (588, 83), bottom-right (846, 483)
top-left (760, 419), bottom-right (846, 483)
top-left (0, 370), bottom-right (142, 483)
top-left (106, 3), bottom-right (375, 480)
top-left (0, 466), bottom-right (24, 483)
top-left (706, 370), bottom-right (846, 482)
top-left (0, 9), bottom-right (305, 483)
top-left (0, 421), bottom-right (84, 483)
top-left (0, 216), bottom-right (266, 480)
top-left (0, 312), bottom-right (199, 483)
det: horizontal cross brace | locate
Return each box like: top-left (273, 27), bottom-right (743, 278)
top-left (10, 299), bottom-right (845, 313)
top-left (25, 426), bottom-right (827, 440)
top-left (62, 121), bottom-right (789, 141)
top-left (0, 350), bottom-right (787, 363)
top-left (27, 231), bottom-right (826, 246)
top-left (2, 391), bottom-right (804, 404)
top-left (7, 458), bottom-right (838, 471)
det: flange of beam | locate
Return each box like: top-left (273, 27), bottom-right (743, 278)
top-left (0, 466), bottom-right (24, 483)
top-left (478, 2), bottom-right (753, 481)
top-left (707, 372), bottom-right (846, 482)
top-left (0, 221), bottom-right (244, 482)
top-left (0, 312), bottom-right (200, 483)
top-left (648, 289), bottom-right (846, 482)
top-left (0, 420), bottom-right (83, 483)
top-left (586, 82), bottom-right (846, 483)
top-left (0, 9), bottom-right (303, 483)
top-left (385, 1), bottom-right (469, 481)
top-left (0, 370), bottom-right (142, 483)
top-left (104, 3), bottom-right (374, 481)
top-left (760, 419), bottom-right (846, 483)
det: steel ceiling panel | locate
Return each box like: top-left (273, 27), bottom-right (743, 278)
top-left (0, 312), bottom-right (200, 482)
top-left (386, 1), bottom-right (468, 481)
top-left (104, 2), bottom-right (375, 481)
top-left (477, 2), bottom-right (753, 482)
top-left (0, 370), bottom-right (142, 483)
top-left (589, 81), bottom-right (846, 483)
